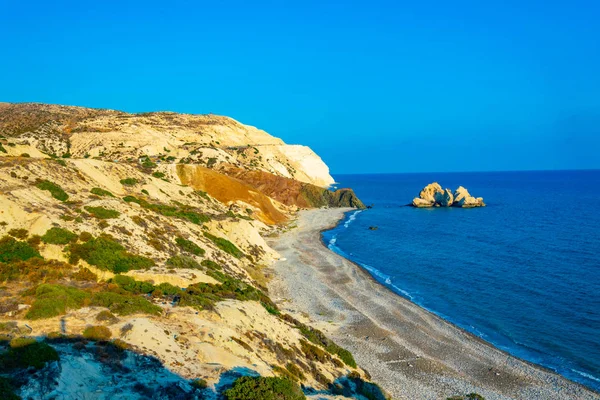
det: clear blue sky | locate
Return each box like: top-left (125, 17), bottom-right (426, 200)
top-left (1, 0), bottom-right (599, 173)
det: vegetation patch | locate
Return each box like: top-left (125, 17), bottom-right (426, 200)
top-left (224, 376), bottom-right (305, 400)
top-left (36, 180), bottom-right (69, 201)
top-left (110, 275), bottom-right (155, 294)
top-left (90, 291), bottom-right (161, 316)
top-left (0, 236), bottom-right (41, 263)
top-left (123, 196), bottom-right (210, 225)
top-left (175, 237), bottom-right (205, 256)
top-left (1, 258), bottom-right (71, 283)
top-left (83, 325), bottom-right (112, 341)
top-left (120, 178), bottom-right (139, 186)
top-left (8, 229), bottom-right (28, 240)
top-left (41, 227), bottom-right (78, 245)
top-left (68, 235), bottom-right (154, 273)
top-left (447, 395), bottom-right (485, 400)
top-left (282, 314), bottom-right (356, 368)
top-left (203, 232), bottom-right (244, 258)
top-left (166, 255), bottom-right (201, 269)
top-left (90, 187), bottom-right (115, 197)
top-left (201, 259), bottom-right (222, 270)
top-left (84, 206), bottom-right (120, 219)
top-left (0, 377), bottom-right (19, 400)
top-left (0, 340), bottom-right (59, 371)
top-left (26, 284), bottom-right (90, 320)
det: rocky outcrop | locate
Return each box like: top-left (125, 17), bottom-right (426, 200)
top-left (411, 182), bottom-right (485, 208)
top-left (221, 166), bottom-right (366, 210)
top-left (453, 186), bottom-right (485, 208)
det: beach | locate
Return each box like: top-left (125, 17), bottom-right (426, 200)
top-left (268, 208), bottom-right (599, 400)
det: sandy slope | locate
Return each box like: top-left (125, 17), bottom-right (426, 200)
top-left (268, 209), bottom-right (599, 400)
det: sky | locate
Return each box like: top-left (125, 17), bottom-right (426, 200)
top-left (1, 0), bottom-right (599, 174)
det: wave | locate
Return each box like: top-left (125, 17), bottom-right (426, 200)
top-left (572, 369), bottom-right (600, 383)
top-left (343, 210), bottom-right (362, 228)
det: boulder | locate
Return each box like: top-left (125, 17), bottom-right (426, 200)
top-left (453, 186), bottom-right (485, 208)
top-left (411, 183), bottom-right (485, 208)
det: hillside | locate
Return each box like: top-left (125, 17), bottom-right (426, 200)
top-left (0, 103), bottom-right (375, 399)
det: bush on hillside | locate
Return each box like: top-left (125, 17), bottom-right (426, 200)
top-left (110, 275), bottom-right (155, 294)
top-left (90, 187), bottom-right (115, 197)
top-left (7, 228), bottom-right (28, 239)
top-left (84, 206), bottom-right (120, 219)
top-left (0, 340), bottom-right (60, 370)
top-left (203, 232), bottom-right (244, 258)
top-left (120, 178), bottom-right (138, 186)
top-left (41, 227), bottom-right (78, 245)
top-left (68, 235), bottom-right (154, 273)
top-left (36, 180), bottom-right (68, 201)
top-left (83, 325), bottom-right (112, 341)
top-left (123, 196), bottom-right (210, 225)
top-left (166, 255), bottom-right (201, 269)
top-left (175, 236), bottom-right (205, 256)
top-left (0, 236), bottom-right (42, 263)
top-left (91, 291), bottom-right (161, 316)
top-left (223, 376), bottom-right (305, 400)
top-left (26, 284), bottom-right (90, 320)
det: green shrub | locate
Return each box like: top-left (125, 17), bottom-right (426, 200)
top-left (141, 189), bottom-right (149, 195)
top-left (0, 339), bottom-right (60, 371)
top-left (36, 180), bottom-right (68, 201)
top-left (200, 259), bottom-right (222, 270)
top-left (0, 340), bottom-right (59, 370)
top-left (224, 376), bottom-right (305, 400)
top-left (91, 291), bottom-right (161, 316)
top-left (155, 282), bottom-right (182, 296)
top-left (191, 378), bottom-right (208, 390)
top-left (41, 227), bottom-right (78, 245)
top-left (83, 325), bottom-right (112, 341)
top-left (175, 237), bottom-right (205, 256)
top-left (293, 318), bottom-right (356, 367)
top-left (203, 232), bottom-right (244, 258)
top-left (90, 187), bottom-right (115, 197)
top-left (8, 229), bottom-right (28, 239)
top-left (123, 196), bottom-right (210, 225)
top-left (26, 284), bottom-right (90, 320)
top-left (166, 255), bottom-right (201, 269)
top-left (0, 144), bottom-right (6, 154)
top-left (0, 377), bottom-right (20, 400)
top-left (120, 178), bottom-right (138, 186)
top-left (0, 236), bottom-right (42, 263)
top-left (68, 235), bottom-right (154, 273)
top-left (95, 310), bottom-right (119, 323)
top-left (152, 171), bottom-right (165, 179)
top-left (285, 363), bottom-right (306, 381)
top-left (84, 206), bottom-right (120, 219)
top-left (110, 275), bottom-right (155, 294)
top-left (54, 159), bottom-right (67, 167)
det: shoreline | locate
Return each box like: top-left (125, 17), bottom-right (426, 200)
top-left (268, 208), bottom-right (599, 400)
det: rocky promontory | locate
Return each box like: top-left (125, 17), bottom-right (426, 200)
top-left (412, 182), bottom-right (485, 208)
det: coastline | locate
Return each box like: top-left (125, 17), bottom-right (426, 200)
top-left (267, 208), bottom-right (599, 400)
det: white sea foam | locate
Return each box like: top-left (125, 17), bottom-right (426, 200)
top-left (343, 210), bottom-right (362, 228)
top-left (572, 369), bottom-right (600, 382)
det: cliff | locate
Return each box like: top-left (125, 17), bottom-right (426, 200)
top-left (0, 103), bottom-right (374, 399)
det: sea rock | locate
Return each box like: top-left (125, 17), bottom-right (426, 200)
top-left (411, 183), bottom-right (485, 208)
top-left (453, 186), bottom-right (485, 208)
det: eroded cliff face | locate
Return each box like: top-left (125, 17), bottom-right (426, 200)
top-left (0, 103), bottom-right (334, 188)
top-left (0, 103), bottom-right (374, 399)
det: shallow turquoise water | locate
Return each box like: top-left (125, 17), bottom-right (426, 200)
top-left (322, 170), bottom-right (600, 391)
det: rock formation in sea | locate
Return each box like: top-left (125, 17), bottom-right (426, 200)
top-left (411, 182), bottom-right (485, 208)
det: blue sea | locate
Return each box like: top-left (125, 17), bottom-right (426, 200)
top-left (323, 170), bottom-right (600, 391)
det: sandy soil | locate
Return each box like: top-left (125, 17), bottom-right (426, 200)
top-left (268, 208), bottom-right (599, 400)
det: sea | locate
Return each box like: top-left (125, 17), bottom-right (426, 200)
top-left (322, 170), bottom-right (600, 392)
